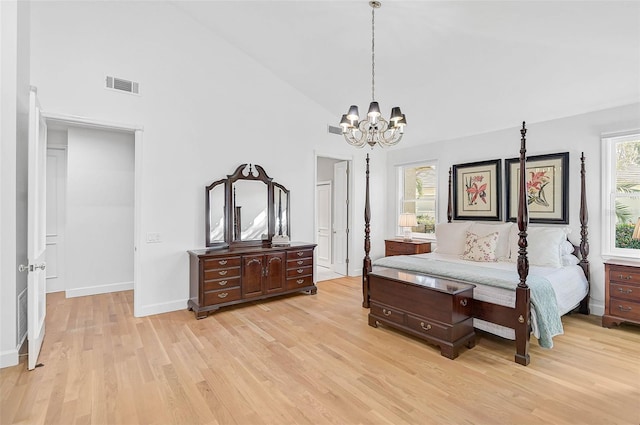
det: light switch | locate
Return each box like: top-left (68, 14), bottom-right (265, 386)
top-left (146, 232), bottom-right (161, 243)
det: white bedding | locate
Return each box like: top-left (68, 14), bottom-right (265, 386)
top-left (375, 252), bottom-right (589, 340)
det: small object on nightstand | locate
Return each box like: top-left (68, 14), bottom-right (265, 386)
top-left (398, 213), bottom-right (418, 241)
top-left (602, 259), bottom-right (640, 328)
top-left (385, 238), bottom-right (431, 257)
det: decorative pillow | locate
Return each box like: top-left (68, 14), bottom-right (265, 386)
top-left (434, 222), bottom-right (472, 255)
top-left (469, 222), bottom-right (513, 260)
top-left (509, 226), bottom-right (566, 267)
top-left (462, 231), bottom-right (499, 262)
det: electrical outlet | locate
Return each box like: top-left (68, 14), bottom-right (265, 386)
top-left (146, 232), bottom-right (161, 243)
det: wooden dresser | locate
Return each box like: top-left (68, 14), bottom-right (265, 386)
top-left (368, 268), bottom-right (475, 359)
top-left (603, 259), bottom-right (640, 328)
top-left (384, 238), bottom-right (432, 257)
top-left (188, 243), bottom-right (316, 318)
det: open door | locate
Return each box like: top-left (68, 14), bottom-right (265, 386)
top-left (26, 87), bottom-right (48, 370)
top-left (333, 161), bottom-right (349, 275)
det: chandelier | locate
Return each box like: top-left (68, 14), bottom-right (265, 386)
top-left (339, 1), bottom-right (406, 148)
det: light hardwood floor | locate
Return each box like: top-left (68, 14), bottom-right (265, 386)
top-left (1, 277), bottom-right (639, 425)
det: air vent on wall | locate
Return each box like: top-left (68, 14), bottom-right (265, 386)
top-left (327, 125), bottom-right (342, 135)
top-left (17, 288), bottom-right (27, 346)
top-left (106, 76), bottom-right (139, 95)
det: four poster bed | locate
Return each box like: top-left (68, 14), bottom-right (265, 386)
top-left (361, 122), bottom-right (591, 365)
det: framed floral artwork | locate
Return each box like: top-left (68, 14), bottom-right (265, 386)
top-left (505, 152), bottom-right (569, 224)
top-left (452, 159), bottom-right (502, 221)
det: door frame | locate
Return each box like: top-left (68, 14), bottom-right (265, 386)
top-left (41, 111), bottom-right (144, 316)
top-left (313, 151), bottom-right (354, 277)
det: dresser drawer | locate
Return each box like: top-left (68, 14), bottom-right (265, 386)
top-left (287, 265), bottom-right (313, 278)
top-left (370, 302), bottom-right (405, 326)
top-left (608, 298), bottom-right (640, 321)
top-left (287, 257), bottom-right (313, 268)
top-left (286, 275), bottom-right (314, 290)
top-left (204, 257), bottom-right (241, 270)
top-left (204, 287), bottom-right (241, 305)
top-left (204, 267), bottom-right (241, 280)
top-left (287, 249), bottom-right (314, 260)
top-left (406, 315), bottom-right (449, 340)
top-left (610, 283), bottom-right (640, 302)
top-left (609, 266), bottom-right (640, 285)
top-left (386, 245), bottom-right (414, 256)
top-left (204, 277), bottom-right (241, 292)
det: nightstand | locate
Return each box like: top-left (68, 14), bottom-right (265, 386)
top-left (602, 259), bottom-right (640, 328)
top-left (385, 238), bottom-right (432, 257)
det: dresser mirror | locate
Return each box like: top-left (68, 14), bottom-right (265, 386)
top-left (205, 164), bottom-right (290, 247)
top-left (206, 180), bottom-right (226, 244)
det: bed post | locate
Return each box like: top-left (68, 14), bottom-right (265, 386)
top-left (578, 152), bottom-right (590, 314)
top-left (515, 121), bottom-right (531, 366)
top-left (362, 153), bottom-right (372, 308)
top-left (447, 167), bottom-right (453, 223)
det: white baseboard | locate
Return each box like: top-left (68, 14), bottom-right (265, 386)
top-left (0, 348), bottom-right (19, 369)
top-left (134, 298), bottom-right (188, 318)
top-left (589, 302), bottom-right (604, 317)
top-left (66, 281), bottom-right (134, 298)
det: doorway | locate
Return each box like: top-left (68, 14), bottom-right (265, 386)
top-left (42, 112), bottom-right (142, 311)
top-left (315, 155), bottom-right (352, 281)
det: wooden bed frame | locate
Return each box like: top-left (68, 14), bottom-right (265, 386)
top-left (361, 122), bottom-right (591, 365)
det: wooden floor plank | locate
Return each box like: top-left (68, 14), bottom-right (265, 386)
top-left (1, 277), bottom-right (639, 424)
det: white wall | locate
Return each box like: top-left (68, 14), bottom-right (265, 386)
top-left (65, 127), bottom-right (134, 297)
top-left (0, 0), bottom-right (30, 368)
top-left (28, 1), bottom-right (376, 317)
top-left (385, 103), bottom-right (640, 315)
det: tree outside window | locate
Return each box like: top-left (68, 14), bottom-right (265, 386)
top-left (614, 139), bottom-right (640, 250)
top-left (399, 163), bottom-right (437, 237)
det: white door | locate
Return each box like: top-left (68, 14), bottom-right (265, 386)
top-left (333, 161), bottom-right (349, 275)
top-left (316, 181), bottom-right (332, 268)
top-left (26, 88), bottom-right (48, 370)
top-left (45, 147), bottom-right (67, 293)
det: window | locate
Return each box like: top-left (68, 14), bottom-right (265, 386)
top-left (602, 133), bottom-right (640, 257)
top-left (397, 162), bottom-right (437, 238)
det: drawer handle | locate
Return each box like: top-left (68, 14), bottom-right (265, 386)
top-left (296, 279), bottom-right (304, 285)
top-left (460, 299), bottom-right (468, 307)
top-left (420, 322), bottom-right (432, 331)
top-left (297, 252), bottom-right (304, 257)
top-left (297, 260), bottom-right (304, 265)
top-left (382, 308), bottom-right (392, 316)
top-left (218, 280), bottom-right (228, 286)
top-left (297, 268), bottom-right (304, 274)
top-left (218, 270), bottom-right (227, 276)
top-left (217, 292), bottom-right (228, 299)
top-left (617, 288), bottom-right (633, 294)
top-left (617, 305), bottom-right (632, 312)
top-left (618, 274), bottom-right (633, 280)
top-left (219, 260), bottom-right (228, 265)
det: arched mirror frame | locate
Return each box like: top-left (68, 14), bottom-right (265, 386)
top-left (205, 164), bottom-right (290, 248)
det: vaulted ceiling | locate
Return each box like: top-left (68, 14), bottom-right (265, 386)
top-left (172, 1), bottom-right (640, 146)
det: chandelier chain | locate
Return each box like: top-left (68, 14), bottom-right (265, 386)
top-left (371, 5), bottom-right (375, 102)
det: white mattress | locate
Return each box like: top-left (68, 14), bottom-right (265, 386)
top-left (406, 252), bottom-right (589, 340)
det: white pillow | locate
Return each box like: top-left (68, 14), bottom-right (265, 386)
top-left (560, 240), bottom-right (575, 256)
top-left (561, 254), bottom-right (580, 266)
top-left (469, 222), bottom-right (513, 260)
top-left (434, 222), bottom-right (472, 255)
top-left (462, 231), bottom-right (499, 262)
top-left (509, 226), bottom-right (566, 267)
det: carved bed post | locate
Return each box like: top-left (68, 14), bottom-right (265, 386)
top-left (579, 152), bottom-right (591, 314)
top-left (515, 121), bottom-right (531, 366)
top-left (447, 167), bottom-right (453, 223)
top-left (362, 153), bottom-right (372, 308)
